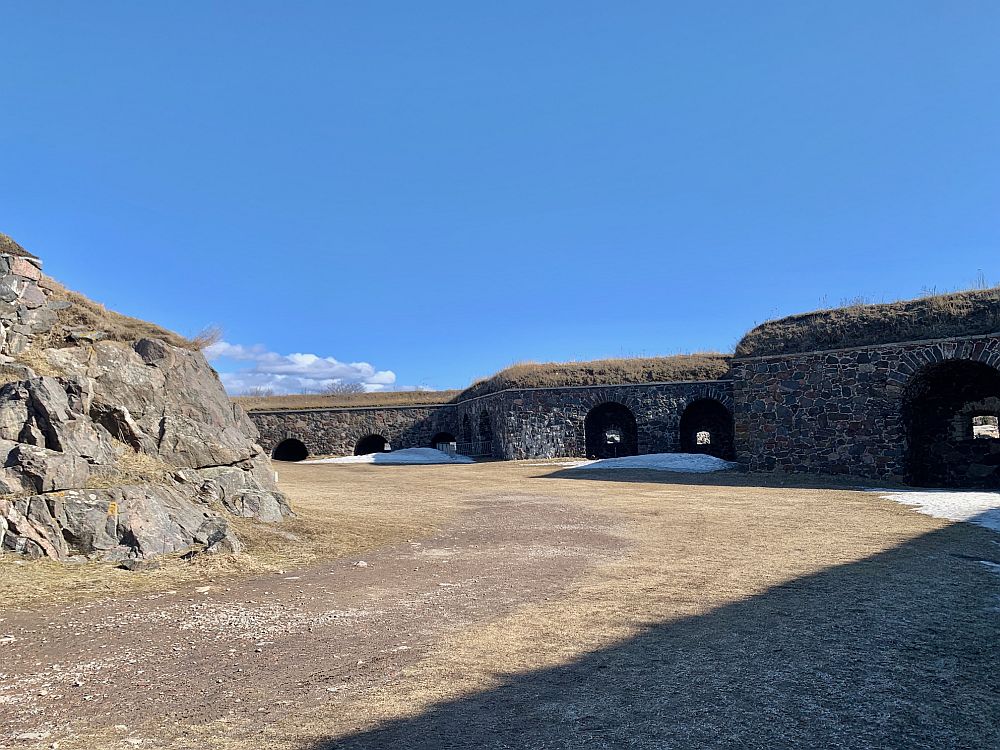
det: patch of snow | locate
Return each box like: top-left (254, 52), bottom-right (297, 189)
top-left (570, 452), bottom-right (738, 473)
top-left (304, 447), bottom-right (474, 465)
top-left (874, 490), bottom-right (1000, 532)
top-left (523, 461), bottom-right (591, 468)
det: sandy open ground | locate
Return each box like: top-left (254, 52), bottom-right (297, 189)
top-left (1, 461), bottom-right (998, 749)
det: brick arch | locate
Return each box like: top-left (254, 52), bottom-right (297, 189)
top-left (583, 400), bottom-right (639, 459)
top-left (678, 397), bottom-right (735, 460)
top-left (570, 391), bottom-right (639, 454)
top-left (900, 357), bottom-right (1000, 487)
top-left (892, 340), bottom-right (1000, 385)
top-left (577, 388), bottom-right (645, 413)
top-left (349, 422), bottom-right (391, 450)
top-left (354, 433), bottom-right (390, 456)
top-left (677, 385), bottom-right (734, 412)
top-left (272, 437), bottom-right (309, 462)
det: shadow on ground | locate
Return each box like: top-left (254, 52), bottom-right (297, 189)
top-left (309, 516), bottom-right (1000, 750)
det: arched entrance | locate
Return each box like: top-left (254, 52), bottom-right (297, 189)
top-left (679, 399), bottom-right (735, 460)
top-left (431, 432), bottom-right (456, 450)
top-left (903, 360), bottom-right (1000, 487)
top-left (478, 411), bottom-right (494, 456)
top-left (584, 402), bottom-right (638, 459)
top-left (354, 434), bottom-right (389, 456)
top-left (272, 438), bottom-right (308, 462)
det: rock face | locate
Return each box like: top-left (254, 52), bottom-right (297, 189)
top-left (0, 249), bottom-right (291, 562)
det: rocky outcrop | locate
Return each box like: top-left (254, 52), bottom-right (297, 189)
top-left (1, 485), bottom-right (242, 560)
top-left (0, 246), bottom-right (291, 562)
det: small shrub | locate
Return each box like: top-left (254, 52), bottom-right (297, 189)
top-left (243, 386), bottom-right (275, 398)
top-left (188, 326), bottom-right (223, 351)
top-left (316, 382), bottom-right (366, 395)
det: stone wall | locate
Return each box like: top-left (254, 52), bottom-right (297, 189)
top-left (250, 331), bottom-right (1000, 487)
top-left (252, 405), bottom-right (465, 458)
top-left (488, 382), bottom-right (734, 460)
top-left (250, 381), bottom-right (735, 461)
top-left (732, 333), bottom-right (1000, 483)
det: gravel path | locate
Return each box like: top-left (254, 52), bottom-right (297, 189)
top-left (0, 492), bottom-right (626, 748)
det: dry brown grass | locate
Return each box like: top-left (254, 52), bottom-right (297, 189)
top-left (34, 461), bottom-right (996, 750)
top-left (0, 462), bottom-right (457, 609)
top-left (83, 449), bottom-right (176, 489)
top-left (35, 277), bottom-right (204, 351)
top-left (0, 232), bottom-right (38, 259)
top-left (223, 466), bottom-right (452, 570)
top-left (737, 285), bottom-right (1000, 357)
top-left (455, 353), bottom-right (732, 401)
top-left (12, 346), bottom-right (64, 378)
top-left (236, 389), bottom-right (464, 412)
top-left (0, 348), bottom-right (65, 387)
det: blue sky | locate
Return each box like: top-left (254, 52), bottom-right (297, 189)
top-left (2, 2), bottom-right (998, 393)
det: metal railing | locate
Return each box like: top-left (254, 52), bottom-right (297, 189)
top-left (454, 440), bottom-right (494, 457)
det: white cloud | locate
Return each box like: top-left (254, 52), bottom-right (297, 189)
top-left (206, 340), bottom-right (397, 395)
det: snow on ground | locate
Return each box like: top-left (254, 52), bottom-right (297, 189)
top-left (535, 453), bottom-right (738, 473)
top-left (304, 447), bottom-right (474, 465)
top-left (873, 489), bottom-right (1000, 533)
top-left (523, 461), bottom-right (593, 468)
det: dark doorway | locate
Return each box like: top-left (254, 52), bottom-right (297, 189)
top-left (431, 432), bottom-right (456, 449)
top-left (679, 399), bottom-right (735, 460)
top-left (272, 438), bottom-right (308, 462)
top-left (584, 402), bottom-right (638, 459)
top-left (355, 434), bottom-right (389, 456)
top-left (903, 360), bottom-right (1000, 487)
top-left (478, 412), bottom-right (493, 443)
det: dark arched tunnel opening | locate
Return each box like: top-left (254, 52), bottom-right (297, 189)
top-left (584, 402), bottom-right (638, 459)
top-left (272, 438), bottom-right (309, 462)
top-left (903, 360), bottom-right (1000, 488)
top-left (679, 399), bottom-right (735, 460)
top-left (355, 434), bottom-right (389, 456)
top-left (431, 432), bottom-right (456, 449)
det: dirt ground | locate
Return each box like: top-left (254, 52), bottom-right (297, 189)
top-left (1, 461), bottom-right (998, 749)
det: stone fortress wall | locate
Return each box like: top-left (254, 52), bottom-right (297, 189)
top-left (250, 318), bottom-right (1000, 489)
top-left (733, 333), bottom-right (1000, 486)
top-left (251, 380), bottom-right (736, 463)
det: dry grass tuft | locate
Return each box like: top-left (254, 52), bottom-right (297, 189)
top-left (84, 449), bottom-right (176, 489)
top-left (13, 347), bottom-right (64, 378)
top-left (189, 325), bottom-right (223, 350)
top-left (737, 285), bottom-right (1000, 357)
